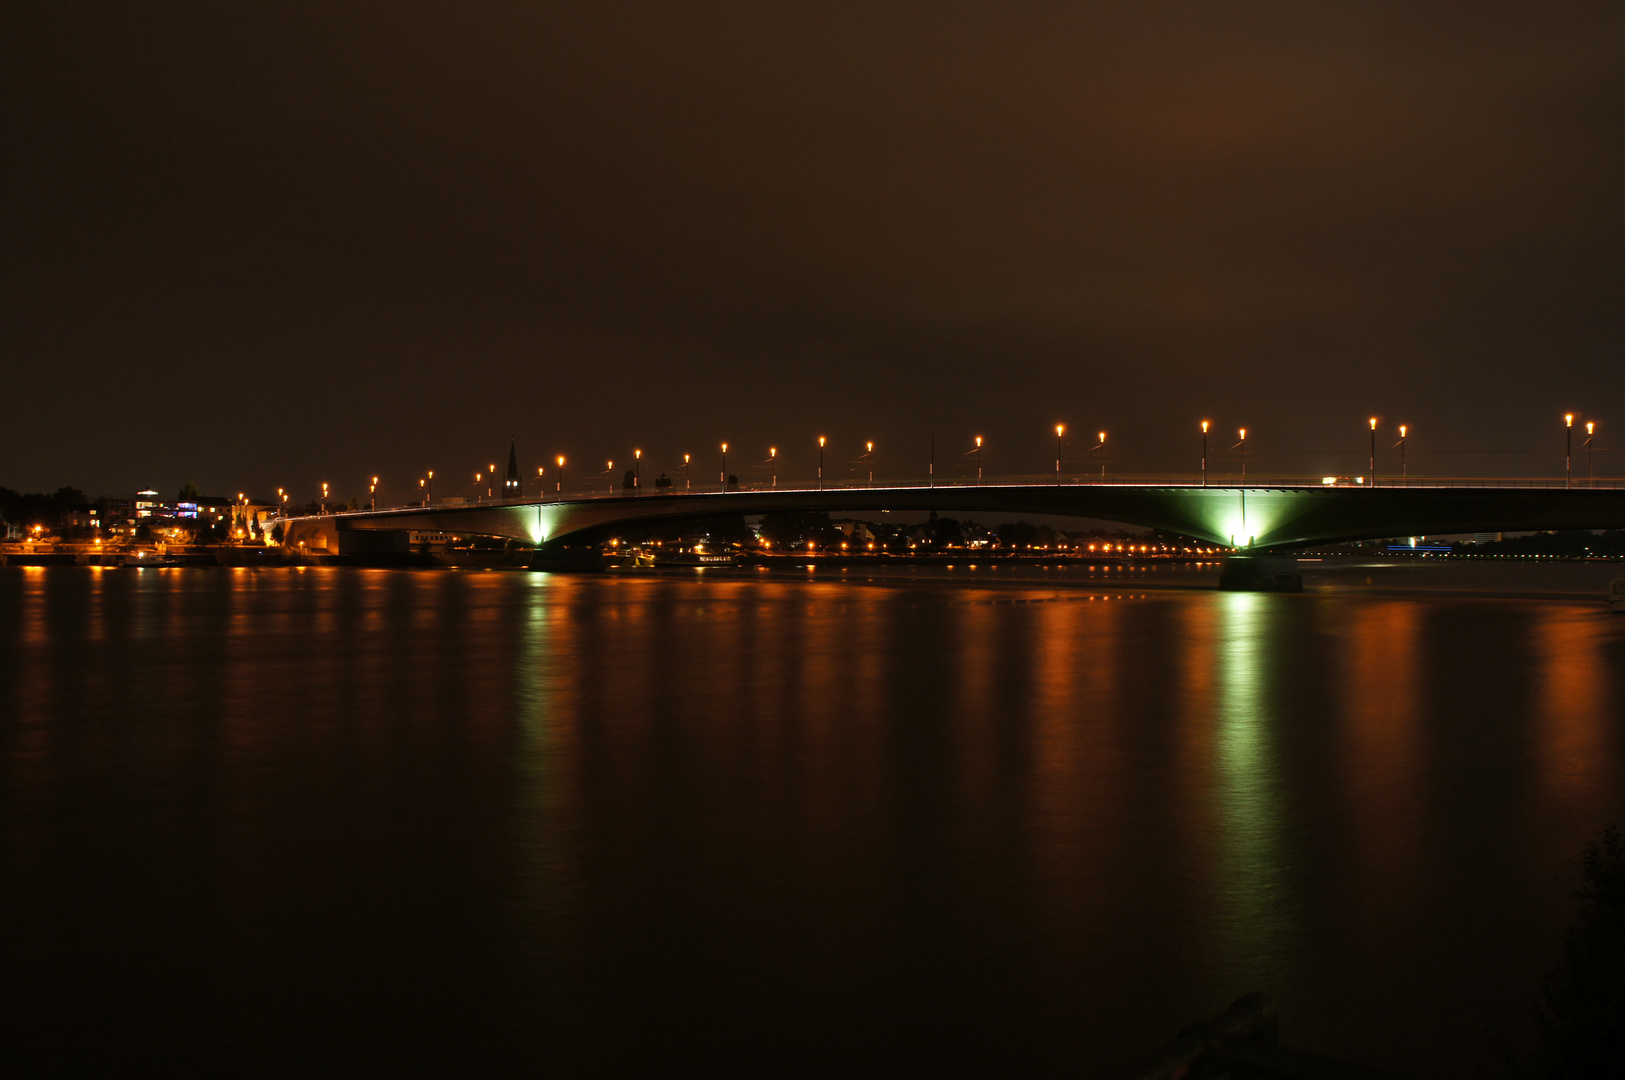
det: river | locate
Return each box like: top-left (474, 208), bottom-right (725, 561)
top-left (3, 561), bottom-right (1623, 1076)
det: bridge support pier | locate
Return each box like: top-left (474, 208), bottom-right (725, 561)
top-left (1218, 554), bottom-right (1302, 592)
top-left (528, 543), bottom-right (606, 573)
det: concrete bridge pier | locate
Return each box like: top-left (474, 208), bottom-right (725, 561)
top-left (1218, 554), bottom-right (1303, 592)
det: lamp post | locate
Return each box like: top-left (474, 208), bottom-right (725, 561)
top-left (684, 453), bottom-right (691, 491)
top-left (634, 448), bottom-right (641, 494)
top-left (769, 447), bottom-right (777, 487)
top-left (370, 477), bottom-right (378, 511)
top-left (1566, 414), bottom-right (1574, 487)
top-left (321, 482), bottom-right (329, 514)
top-left (818, 437), bottom-right (826, 490)
top-left (1236, 428), bottom-right (1247, 481)
top-left (1055, 424), bottom-right (1065, 484)
top-left (489, 464), bottom-right (497, 501)
top-left (419, 478), bottom-right (425, 505)
top-left (607, 461), bottom-right (614, 494)
top-left (277, 487), bottom-right (284, 519)
top-left (427, 471), bottom-right (434, 504)
top-left (1201, 421), bottom-right (1210, 486)
top-left (1397, 425), bottom-right (1408, 479)
top-left (1586, 422), bottom-right (1596, 485)
top-left (1369, 418), bottom-right (1378, 487)
top-left (866, 441), bottom-right (874, 486)
top-left (557, 456), bottom-right (565, 494)
top-left (720, 443), bottom-right (728, 490)
top-left (537, 466), bottom-right (544, 497)
top-left (1095, 431), bottom-right (1107, 480)
top-left (474, 473), bottom-right (482, 504)
top-left (975, 436), bottom-right (983, 485)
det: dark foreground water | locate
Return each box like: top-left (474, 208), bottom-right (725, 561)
top-left (3, 562), bottom-right (1624, 1077)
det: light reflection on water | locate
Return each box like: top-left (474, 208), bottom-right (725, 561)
top-left (1, 566), bottom-right (1622, 1077)
top-left (1211, 592), bottom-right (1290, 980)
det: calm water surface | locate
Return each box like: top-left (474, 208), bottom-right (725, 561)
top-left (4, 563), bottom-right (1624, 1076)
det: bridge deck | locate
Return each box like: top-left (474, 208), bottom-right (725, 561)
top-left (276, 478), bottom-right (1625, 553)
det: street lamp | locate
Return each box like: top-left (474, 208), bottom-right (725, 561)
top-left (975, 436), bottom-right (983, 485)
top-left (489, 464), bottom-right (497, 501)
top-left (634, 448), bottom-right (641, 494)
top-left (1369, 418), bottom-right (1378, 487)
top-left (557, 456), bottom-right (565, 494)
top-left (1236, 428), bottom-right (1247, 481)
top-left (426, 471), bottom-right (434, 504)
top-left (370, 476), bottom-right (378, 511)
top-left (474, 473), bottom-right (482, 503)
top-left (321, 482), bottom-right (329, 514)
top-left (607, 461), bottom-right (615, 493)
top-left (683, 453), bottom-right (691, 491)
top-left (1396, 425), bottom-right (1408, 479)
top-left (1055, 424), bottom-right (1065, 485)
top-left (1094, 431), bottom-right (1107, 481)
top-left (818, 436), bottom-right (826, 490)
top-left (721, 443), bottom-right (728, 489)
top-left (866, 441), bottom-right (874, 486)
top-left (769, 447), bottom-right (777, 487)
top-left (1566, 413), bottom-right (1574, 487)
top-left (1586, 421), bottom-right (1596, 485)
top-left (1201, 421), bottom-right (1210, 486)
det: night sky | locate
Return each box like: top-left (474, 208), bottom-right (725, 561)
top-left (6, 4), bottom-right (1624, 502)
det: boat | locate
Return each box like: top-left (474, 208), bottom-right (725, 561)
top-left (655, 547), bottom-right (737, 568)
top-left (1610, 579), bottom-right (1625, 612)
top-left (118, 549), bottom-right (182, 567)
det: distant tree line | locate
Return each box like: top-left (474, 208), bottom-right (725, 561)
top-left (0, 487), bottom-right (91, 531)
top-left (1465, 529), bottom-right (1625, 558)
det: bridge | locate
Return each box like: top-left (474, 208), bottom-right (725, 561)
top-left (280, 477), bottom-right (1625, 556)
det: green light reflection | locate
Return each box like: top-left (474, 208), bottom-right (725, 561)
top-left (1212, 591), bottom-right (1288, 968)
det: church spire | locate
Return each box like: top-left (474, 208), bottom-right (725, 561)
top-left (505, 440), bottom-right (520, 498)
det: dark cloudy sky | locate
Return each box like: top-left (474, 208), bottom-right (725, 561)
top-left (5, 3), bottom-right (1623, 500)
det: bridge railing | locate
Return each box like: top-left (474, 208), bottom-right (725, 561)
top-left (318, 473), bottom-right (1624, 517)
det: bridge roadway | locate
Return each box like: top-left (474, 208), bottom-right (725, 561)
top-left (280, 478), bottom-right (1625, 553)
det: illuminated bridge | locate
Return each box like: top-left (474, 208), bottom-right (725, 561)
top-left (281, 478), bottom-right (1625, 555)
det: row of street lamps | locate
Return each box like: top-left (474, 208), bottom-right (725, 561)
top-left (292, 412), bottom-right (1604, 514)
top-left (1566, 413), bottom-right (1599, 487)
